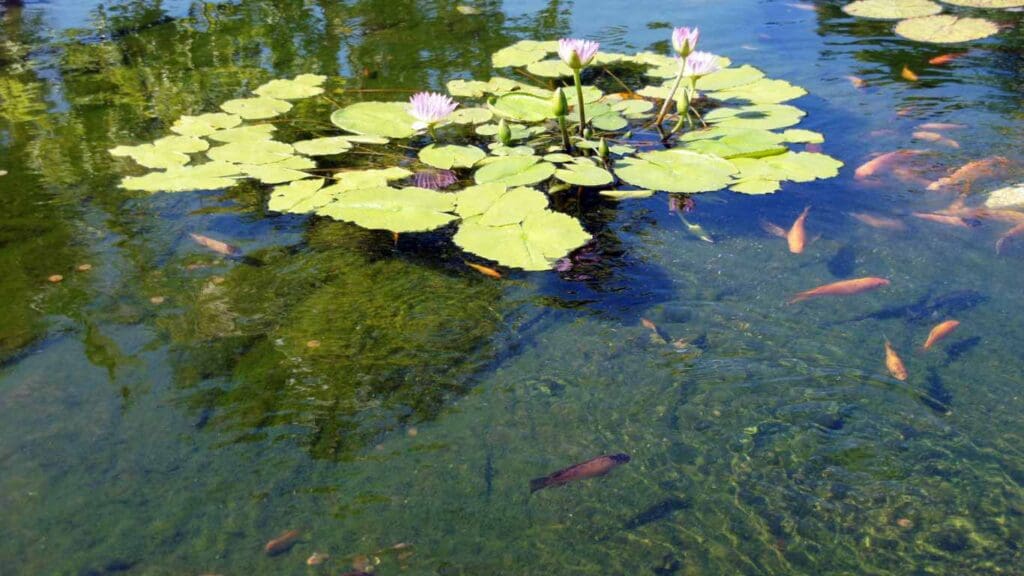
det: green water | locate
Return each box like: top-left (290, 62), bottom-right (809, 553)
top-left (2, 1), bottom-right (1023, 574)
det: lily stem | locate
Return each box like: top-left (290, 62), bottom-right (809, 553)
top-left (572, 68), bottom-right (587, 137)
top-left (655, 56), bottom-right (687, 127)
top-left (558, 115), bottom-right (571, 151)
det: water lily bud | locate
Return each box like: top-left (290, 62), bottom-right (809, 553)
top-left (497, 119), bottom-right (512, 146)
top-left (598, 137), bottom-right (609, 159)
top-left (552, 87), bottom-right (568, 117)
top-left (583, 127), bottom-right (593, 140)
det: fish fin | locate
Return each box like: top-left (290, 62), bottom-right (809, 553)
top-left (529, 476), bottom-right (549, 493)
top-left (761, 220), bottom-right (786, 238)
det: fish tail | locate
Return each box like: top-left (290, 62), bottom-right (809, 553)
top-left (529, 476), bottom-right (550, 493)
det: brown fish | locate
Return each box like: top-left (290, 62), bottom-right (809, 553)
top-left (190, 233), bottom-right (239, 256)
top-left (929, 53), bottom-right (967, 65)
top-left (788, 277), bottom-right (890, 304)
top-left (922, 320), bottom-right (960, 351)
top-left (927, 156), bottom-right (1011, 191)
top-left (466, 262), bottom-right (502, 279)
top-left (912, 131), bottom-right (959, 148)
top-left (996, 222), bottom-right (1024, 254)
top-left (854, 150), bottom-right (927, 181)
top-left (912, 212), bottom-right (971, 228)
top-left (788, 206), bottom-right (811, 254)
top-left (849, 212), bottom-right (906, 231)
top-left (884, 340), bottom-right (908, 381)
top-left (901, 66), bottom-right (919, 82)
top-left (530, 453), bottom-right (630, 493)
top-left (264, 530), bottom-right (300, 556)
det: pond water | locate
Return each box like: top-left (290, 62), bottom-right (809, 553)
top-left (2, 1), bottom-right (1024, 574)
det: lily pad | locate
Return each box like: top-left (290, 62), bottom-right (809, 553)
top-left (447, 79), bottom-right (491, 98)
top-left (939, 0), bottom-right (1024, 6)
top-left (332, 167), bottom-right (413, 191)
top-left (781, 129), bottom-right (825, 144)
top-left (895, 15), bottom-right (1000, 43)
top-left (207, 140), bottom-right (295, 165)
top-left (683, 128), bottom-right (789, 159)
top-left (449, 107), bottom-right (494, 124)
top-left (220, 97), bottom-right (293, 120)
top-left (710, 79), bottom-right (808, 104)
top-left (600, 189), bottom-right (655, 200)
top-left (317, 186), bottom-right (458, 232)
top-left (697, 65), bottom-right (765, 91)
top-left (455, 210), bottom-right (591, 271)
top-left (119, 162), bottom-right (242, 192)
top-left (419, 144), bottom-right (486, 169)
top-left (239, 163), bottom-right (313, 184)
top-left (704, 104), bottom-right (806, 130)
top-left (109, 144), bottom-right (190, 170)
top-left (526, 60), bottom-right (573, 78)
top-left (492, 42), bottom-right (549, 68)
top-left (842, 0), bottom-right (943, 19)
top-left (490, 93), bottom-right (554, 122)
top-left (254, 76), bottom-right (326, 100)
top-left (207, 124), bottom-right (277, 143)
top-left (729, 152), bottom-right (844, 194)
top-left (268, 178), bottom-right (327, 213)
top-left (293, 137), bottom-right (354, 156)
top-left (554, 163), bottom-right (615, 187)
top-left (330, 101), bottom-right (416, 139)
top-left (475, 122), bottom-right (536, 141)
top-left (153, 135), bottom-right (209, 154)
top-left (474, 156), bottom-right (555, 186)
top-left (171, 113), bottom-right (242, 137)
top-left (615, 150), bottom-right (738, 193)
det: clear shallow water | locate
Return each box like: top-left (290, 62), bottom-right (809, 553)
top-left (1, 1), bottom-right (1023, 574)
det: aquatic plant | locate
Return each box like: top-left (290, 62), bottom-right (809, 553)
top-left (841, 0), bottom-right (1015, 43)
top-left (109, 30), bottom-right (844, 271)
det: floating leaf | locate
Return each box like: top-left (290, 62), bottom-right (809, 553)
top-left (895, 15), bottom-right (1000, 43)
top-left (419, 144), bottom-right (486, 169)
top-left (492, 41), bottom-right (550, 68)
top-left (330, 101), bottom-right (416, 138)
top-left (614, 150), bottom-right (738, 193)
top-left (710, 79), bottom-right (807, 104)
top-left (526, 60), bottom-right (573, 78)
top-left (317, 186), bottom-right (458, 232)
top-left (447, 79), bottom-right (491, 98)
top-left (610, 99), bottom-right (655, 117)
top-left (268, 178), bottom-right (327, 213)
top-left (293, 137), bottom-right (354, 156)
top-left (697, 65), bottom-right (765, 91)
top-left (683, 129), bottom-right (789, 159)
top-left (449, 107), bottom-right (493, 124)
top-left (600, 189), bottom-right (655, 199)
top-left (207, 140), bottom-right (294, 165)
top-left (938, 0), bottom-right (1024, 7)
top-left (554, 163), bottom-right (615, 187)
top-left (220, 97), bottom-right (292, 120)
top-left (207, 124), bottom-right (277, 143)
top-left (119, 162), bottom-right (242, 192)
top-left (454, 183), bottom-right (509, 218)
top-left (239, 163), bottom-right (313, 184)
top-left (704, 104), bottom-right (806, 130)
top-left (109, 144), bottom-right (190, 170)
top-left (475, 122), bottom-right (539, 141)
top-left (729, 152), bottom-right (844, 194)
top-left (153, 135), bottom-right (209, 154)
top-left (781, 129), bottom-right (825, 144)
top-left (332, 167), bottom-right (413, 191)
top-left (544, 153), bottom-right (574, 163)
top-left (254, 76), bottom-right (326, 100)
top-left (490, 93), bottom-right (554, 122)
top-left (474, 156), bottom-right (555, 186)
top-left (842, 0), bottom-right (943, 19)
top-left (171, 113), bottom-right (242, 137)
top-left (455, 210), bottom-right (591, 271)
top-left (338, 135), bottom-right (390, 145)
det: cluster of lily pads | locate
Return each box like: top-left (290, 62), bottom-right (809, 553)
top-left (842, 0), bottom-right (1019, 43)
top-left (109, 30), bottom-right (845, 271)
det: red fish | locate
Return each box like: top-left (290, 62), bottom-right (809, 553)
top-left (917, 122), bottom-right (966, 131)
top-left (788, 206), bottom-right (811, 254)
top-left (264, 530), bottom-right (300, 556)
top-left (466, 262), bottom-right (502, 279)
top-left (927, 156), bottom-right (1011, 192)
top-left (912, 131), bottom-right (959, 148)
top-left (849, 212), bottom-right (906, 231)
top-left (854, 150), bottom-right (927, 181)
top-left (922, 320), bottom-right (960, 351)
top-left (789, 277), bottom-right (890, 304)
top-left (190, 233), bottom-right (239, 256)
top-left (996, 222), bottom-right (1024, 254)
top-left (530, 453), bottom-right (630, 493)
top-left (884, 340), bottom-right (908, 381)
top-left (912, 212), bottom-right (971, 228)
top-left (901, 66), bottom-right (919, 82)
top-left (929, 52), bottom-right (967, 65)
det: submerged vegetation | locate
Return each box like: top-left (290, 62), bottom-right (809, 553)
top-left (109, 29), bottom-right (843, 270)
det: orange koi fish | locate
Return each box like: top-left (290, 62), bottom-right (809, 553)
top-left (789, 277), bottom-right (890, 304)
top-left (846, 75), bottom-right (867, 89)
top-left (901, 66), bottom-right (919, 82)
top-left (466, 262), bottom-right (502, 279)
top-left (854, 150), bottom-right (927, 181)
top-left (884, 340), bottom-right (908, 381)
top-left (849, 212), bottom-right (906, 231)
top-left (189, 233), bottom-right (239, 256)
top-left (929, 52), bottom-right (967, 65)
top-left (788, 206), bottom-right (811, 254)
top-left (927, 156), bottom-right (1011, 191)
top-left (530, 453), bottom-right (630, 493)
top-left (912, 212), bottom-right (971, 228)
top-left (966, 208), bottom-right (1024, 225)
top-left (922, 320), bottom-right (960, 351)
top-left (917, 122), bottom-right (966, 131)
top-left (912, 131), bottom-right (959, 148)
top-left (264, 530), bottom-right (301, 556)
top-left (996, 222), bottom-right (1024, 254)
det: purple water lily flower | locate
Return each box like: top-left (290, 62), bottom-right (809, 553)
top-left (413, 169), bottom-right (458, 190)
top-left (671, 27), bottom-right (700, 57)
top-left (409, 91), bottom-right (458, 130)
top-left (683, 51), bottom-right (720, 78)
top-left (557, 38), bottom-right (600, 69)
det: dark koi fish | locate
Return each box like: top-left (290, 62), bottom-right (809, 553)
top-left (530, 453), bottom-right (630, 493)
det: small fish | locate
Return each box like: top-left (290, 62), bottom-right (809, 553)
top-left (466, 261), bottom-right (502, 279)
top-left (884, 340), bottom-right (908, 381)
top-left (854, 150), bottom-right (927, 181)
top-left (761, 220), bottom-right (787, 238)
top-left (928, 52), bottom-right (967, 65)
top-left (996, 222), bottom-right (1024, 254)
top-left (849, 212), bottom-right (906, 231)
top-left (922, 320), bottom-right (960, 351)
top-left (641, 318), bottom-right (670, 345)
top-left (922, 367), bottom-right (953, 414)
top-left (677, 214), bottom-right (714, 243)
top-left (190, 233), bottom-right (239, 256)
top-left (917, 122), bottom-right (966, 131)
top-left (927, 156), bottom-right (1011, 191)
top-left (912, 131), bottom-right (959, 148)
top-left (846, 75), bottom-right (867, 89)
top-left (623, 497), bottom-right (688, 530)
top-left (264, 530), bottom-right (301, 556)
top-left (967, 208), bottom-right (1024, 224)
top-left (847, 290), bottom-right (985, 325)
top-left (530, 453), bottom-right (630, 493)
top-left (827, 244), bottom-right (856, 278)
top-left (912, 212), bottom-right (972, 228)
top-left (901, 65), bottom-right (919, 82)
top-left (789, 277), bottom-right (890, 304)
top-left (788, 206), bottom-right (811, 254)
top-left (307, 553), bottom-right (330, 566)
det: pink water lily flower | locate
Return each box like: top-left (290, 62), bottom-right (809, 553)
top-left (557, 38), bottom-right (600, 69)
top-left (408, 91), bottom-right (458, 130)
top-left (683, 51), bottom-right (720, 78)
top-left (672, 27), bottom-right (700, 57)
